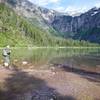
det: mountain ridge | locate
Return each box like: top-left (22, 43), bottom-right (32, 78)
top-left (5, 0), bottom-right (100, 44)
top-left (51, 6), bottom-right (100, 43)
top-left (0, 0), bottom-right (100, 46)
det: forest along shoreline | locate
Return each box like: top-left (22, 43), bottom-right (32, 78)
top-left (0, 64), bottom-right (100, 100)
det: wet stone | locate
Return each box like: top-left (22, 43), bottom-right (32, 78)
top-left (31, 87), bottom-right (57, 100)
top-left (15, 87), bottom-right (57, 100)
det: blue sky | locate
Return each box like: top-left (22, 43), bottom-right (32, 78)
top-left (29, 0), bottom-right (100, 13)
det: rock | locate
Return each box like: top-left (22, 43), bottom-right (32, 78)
top-left (31, 87), bottom-right (57, 100)
top-left (50, 67), bottom-right (56, 75)
top-left (14, 59), bottom-right (18, 62)
top-left (50, 67), bottom-right (55, 70)
top-left (22, 61), bottom-right (28, 65)
top-left (96, 65), bottom-right (100, 68)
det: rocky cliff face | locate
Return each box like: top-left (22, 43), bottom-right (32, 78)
top-left (51, 7), bottom-right (100, 43)
top-left (3, 0), bottom-right (100, 43)
top-left (52, 7), bottom-right (100, 33)
top-left (5, 0), bottom-right (56, 22)
top-left (0, 0), bottom-right (5, 3)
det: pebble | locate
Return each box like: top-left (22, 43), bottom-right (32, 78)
top-left (14, 59), bottom-right (18, 62)
top-left (22, 61), bottom-right (28, 65)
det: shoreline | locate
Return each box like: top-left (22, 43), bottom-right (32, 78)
top-left (0, 66), bottom-right (99, 100)
top-left (0, 46), bottom-right (100, 49)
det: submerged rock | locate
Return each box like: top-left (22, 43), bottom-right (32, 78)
top-left (31, 90), bottom-right (57, 100)
top-left (15, 87), bottom-right (57, 100)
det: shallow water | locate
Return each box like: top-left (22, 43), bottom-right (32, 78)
top-left (0, 48), bottom-right (100, 72)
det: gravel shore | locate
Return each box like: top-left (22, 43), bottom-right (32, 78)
top-left (0, 66), bottom-right (99, 100)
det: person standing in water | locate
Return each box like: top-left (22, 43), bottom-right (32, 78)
top-left (2, 45), bottom-right (11, 68)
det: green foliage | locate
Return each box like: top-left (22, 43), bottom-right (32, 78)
top-left (0, 4), bottom-right (99, 47)
top-left (0, 3), bottom-right (32, 47)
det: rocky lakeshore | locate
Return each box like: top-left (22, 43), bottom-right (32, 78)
top-left (0, 64), bottom-right (99, 100)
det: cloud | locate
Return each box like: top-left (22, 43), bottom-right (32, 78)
top-left (54, 6), bottom-right (65, 12)
top-left (28, 0), bottom-right (100, 13)
top-left (95, 2), bottom-right (100, 8)
top-left (54, 6), bottom-right (88, 14)
top-left (29, 0), bottom-right (61, 6)
top-left (65, 6), bottom-right (88, 13)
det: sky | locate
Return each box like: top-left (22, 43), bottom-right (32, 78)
top-left (28, 0), bottom-right (100, 13)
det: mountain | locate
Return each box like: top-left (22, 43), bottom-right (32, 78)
top-left (5, 0), bottom-right (100, 44)
top-left (51, 7), bottom-right (100, 43)
top-left (0, 0), bottom-right (99, 47)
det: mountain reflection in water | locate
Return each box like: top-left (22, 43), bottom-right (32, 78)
top-left (0, 48), bottom-right (100, 73)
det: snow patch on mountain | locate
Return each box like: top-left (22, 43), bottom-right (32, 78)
top-left (91, 11), bottom-right (98, 16)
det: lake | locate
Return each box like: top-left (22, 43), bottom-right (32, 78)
top-left (0, 47), bottom-right (100, 73)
